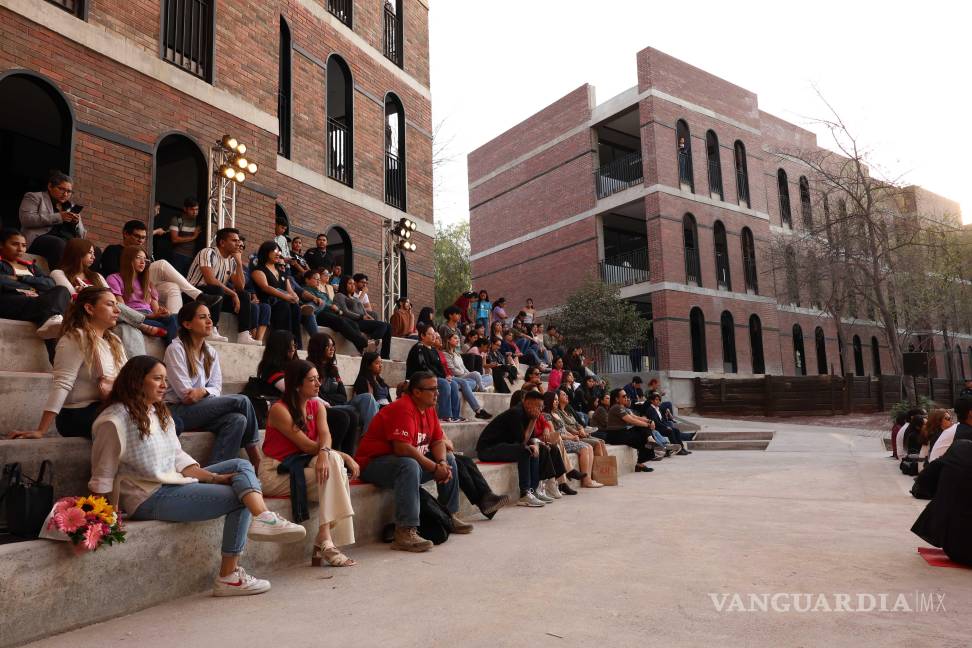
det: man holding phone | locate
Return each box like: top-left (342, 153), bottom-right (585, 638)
top-left (18, 170), bottom-right (87, 269)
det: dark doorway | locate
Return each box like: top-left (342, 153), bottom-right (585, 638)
top-left (326, 225), bottom-right (352, 276)
top-left (792, 324), bottom-right (807, 376)
top-left (871, 337), bottom-right (882, 376)
top-left (853, 335), bottom-right (865, 376)
top-left (153, 134), bottom-right (208, 257)
top-left (815, 327), bottom-right (828, 375)
top-left (749, 314), bottom-right (765, 374)
top-left (690, 307), bottom-right (707, 372)
top-left (720, 311), bottom-right (737, 373)
top-left (0, 73), bottom-right (74, 229)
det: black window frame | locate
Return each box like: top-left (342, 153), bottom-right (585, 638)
top-left (683, 213), bottom-right (702, 287)
top-left (815, 327), bottom-right (828, 375)
top-left (741, 226), bottom-right (758, 294)
top-left (793, 324), bottom-right (807, 376)
top-left (690, 307), bottom-right (708, 373)
top-left (160, 0), bottom-right (215, 83)
top-left (676, 119), bottom-right (694, 192)
top-left (720, 311), bottom-right (737, 374)
top-left (713, 220), bottom-right (731, 291)
top-left (749, 314), bottom-right (765, 374)
top-left (46, 0), bottom-right (86, 18)
top-left (277, 16), bottom-right (292, 159)
top-left (705, 129), bottom-right (723, 200)
top-left (733, 140), bottom-right (750, 206)
top-left (777, 168), bottom-right (792, 228)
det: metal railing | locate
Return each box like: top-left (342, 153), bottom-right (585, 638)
top-left (383, 6), bottom-right (402, 67)
top-left (708, 158), bottom-right (723, 199)
top-left (46, 0), bottom-right (83, 16)
top-left (385, 152), bottom-right (405, 210)
top-left (715, 252), bottom-right (731, 290)
top-left (678, 150), bottom-right (694, 188)
top-left (595, 338), bottom-right (660, 374)
top-left (736, 168), bottom-right (750, 205)
top-left (685, 247), bottom-right (701, 285)
top-left (599, 248), bottom-right (649, 286)
top-left (327, 0), bottom-right (352, 27)
top-left (744, 257), bottom-right (758, 294)
top-left (161, 0), bottom-right (212, 81)
top-left (594, 151), bottom-right (643, 199)
top-left (326, 118), bottom-right (353, 186)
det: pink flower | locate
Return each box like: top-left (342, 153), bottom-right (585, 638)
top-left (54, 507), bottom-right (86, 533)
top-left (53, 497), bottom-right (76, 513)
top-left (83, 524), bottom-right (104, 551)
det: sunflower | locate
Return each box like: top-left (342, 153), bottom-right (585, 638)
top-left (75, 495), bottom-right (108, 518)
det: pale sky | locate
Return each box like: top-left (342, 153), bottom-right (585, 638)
top-left (429, 0), bottom-right (972, 227)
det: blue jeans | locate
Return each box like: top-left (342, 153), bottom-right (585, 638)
top-left (649, 426), bottom-right (670, 447)
top-left (142, 313), bottom-right (178, 345)
top-left (169, 394), bottom-right (260, 464)
top-left (454, 376), bottom-right (481, 412)
top-left (349, 392), bottom-right (380, 433)
top-left (360, 453), bottom-right (460, 528)
top-left (131, 458), bottom-right (260, 556)
top-left (437, 377), bottom-right (461, 420)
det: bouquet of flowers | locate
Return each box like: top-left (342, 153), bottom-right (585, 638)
top-left (46, 495), bottom-right (126, 553)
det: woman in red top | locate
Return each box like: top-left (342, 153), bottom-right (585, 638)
top-left (259, 359), bottom-right (360, 567)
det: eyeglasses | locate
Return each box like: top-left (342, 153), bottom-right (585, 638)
top-left (53, 185), bottom-right (72, 194)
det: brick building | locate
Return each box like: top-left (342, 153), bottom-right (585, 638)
top-left (0, 0), bottom-right (433, 309)
top-left (468, 46), bottom-right (966, 399)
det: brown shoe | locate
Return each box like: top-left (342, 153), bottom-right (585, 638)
top-left (450, 514), bottom-right (474, 534)
top-left (391, 526), bottom-right (433, 552)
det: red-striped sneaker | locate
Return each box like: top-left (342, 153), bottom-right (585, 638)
top-left (212, 567), bottom-right (271, 597)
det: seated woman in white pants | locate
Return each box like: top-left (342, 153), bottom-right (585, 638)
top-left (259, 358), bottom-right (359, 568)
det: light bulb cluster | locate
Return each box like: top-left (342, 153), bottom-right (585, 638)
top-left (393, 217), bottom-right (417, 252)
top-left (218, 135), bottom-right (257, 184)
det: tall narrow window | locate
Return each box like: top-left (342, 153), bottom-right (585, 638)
top-left (784, 246), bottom-right (799, 306)
top-left (777, 168), bottom-right (792, 228)
top-left (713, 220), bottom-right (731, 290)
top-left (690, 307), bottom-right (707, 372)
top-left (734, 140), bottom-right (750, 207)
top-left (741, 227), bottom-right (758, 294)
top-left (793, 324), bottom-right (807, 376)
top-left (46, 0), bottom-right (85, 17)
top-left (384, 93), bottom-right (406, 210)
top-left (871, 337), bottom-right (882, 375)
top-left (326, 55), bottom-right (354, 187)
top-left (683, 213), bottom-right (701, 287)
top-left (706, 130), bottom-right (723, 200)
top-left (815, 327), bottom-right (828, 375)
top-left (327, 0), bottom-right (352, 27)
top-left (383, 0), bottom-right (403, 67)
top-left (799, 176), bottom-right (812, 229)
top-left (161, 0), bottom-right (214, 81)
top-left (749, 315), bottom-right (765, 374)
top-left (720, 311), bottom-right (737, 373)
top-left (676, 120), bottom-right (694, 192)
top-left (277, 16), bottom-right (292, 159)
top-left (853, 335), bottom-right (865, 376)
top-left (838, 337), bottom-right (846, 376)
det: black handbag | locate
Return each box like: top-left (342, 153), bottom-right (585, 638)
top-left (1, 461), bottom-right (54, 539)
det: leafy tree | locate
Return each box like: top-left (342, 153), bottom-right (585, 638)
top-left (433, 220), bottom-right (471, 313)
top-left (549, 278), bottom-right (650, 357)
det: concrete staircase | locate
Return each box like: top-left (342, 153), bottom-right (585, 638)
top-left (689, 429), bottom-right (775, 451)
top-left (0, 317), bottom-right (637, 647)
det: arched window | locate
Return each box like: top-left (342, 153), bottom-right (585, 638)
top-left (720, 311), bottom-right (737, 373)
top-left (676, 120), bottom-right (694, 192)
top-left (0, 72), bottom-right (74, 229)
top-left (749, 314), bottom-right (765, 374)
top-left (815, 327), bottom-right (828, 374)
top-left (277, 16), bottom-right (292, 159)
top-left (799, 176), bottom-right (812, 229)
top-left (733, 140), bottom-right (750, 207)
top-left (741, 227), bottom-right (758, 294)
top-left (706, 130), bottom-right (723, 200)
top-left (784, 246), bottom-right (799, 306)
top-left (713, 220), bottom-right (731, 290)
top-left (683, 213), bottom-right (701, 286)
top-left (871, 337), bottom-right (882, 376)
top-left (384, 92), bottom-right (406, 210)
top-left (690, 307), bottom-right (707, 372)
top-left (852, 335), bottom-right (865, 376)
top-left (327, 0), bottom-right (352, 27)
top-left (325, 225), bottom-right (352, 276)
top-left (326, 55), bottom-right (354, 186)
top-left (161, 0), bottom-right (214, 81)
top-left (792, 324), bottom-right (807, 376)
top-left (777, 169), bottom-right (792, 228)
top-left (152, 133), bottom-right (207, 259)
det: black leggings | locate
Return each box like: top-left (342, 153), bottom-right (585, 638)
top-left (325, 406), bottom-right (359, 455)
top-left (55, 402), bottom-right (101, 439)
top-left (491, 366), bottom-right (517, 393)
top-left (605, 427), bottom-right (655, 464)
top-left (0, 286), bottom-right (70, 326)
top-left (453, 453), bottom-right (494, 507)
top-left (316, 310), bottom-right (369, 353)
top-left (539, 443), bottom-right (566, 480)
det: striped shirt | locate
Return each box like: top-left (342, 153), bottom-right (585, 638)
top-left (186, 247), bottom-right (238, 288)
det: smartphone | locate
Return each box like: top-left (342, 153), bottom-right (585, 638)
top-left (70, 204), bottom-right (84, 214)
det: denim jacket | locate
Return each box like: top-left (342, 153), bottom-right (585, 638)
top-left (0, 257), bottom-right (56, 294)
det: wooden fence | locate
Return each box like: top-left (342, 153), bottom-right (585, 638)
top-left (694, 375), bottom-right (964, 417)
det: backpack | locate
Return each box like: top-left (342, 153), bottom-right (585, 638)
top-left (240, 377), bottom-right (278, 429)
top-left (381, 488), bottom-right (454, 545)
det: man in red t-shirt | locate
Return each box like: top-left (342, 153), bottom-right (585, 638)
top-left (355, 371), bottom-right (471, 552)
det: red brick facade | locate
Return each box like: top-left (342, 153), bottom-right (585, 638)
top-left (0, 0), bottom-right (433, 309)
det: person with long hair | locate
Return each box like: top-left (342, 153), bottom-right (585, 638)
top-left (543, 391), bottom-right (601, 489)
top-left (259, 359), bottom-right (359, 568)
top-left (307, 332), bottom-right (379, 441)
top-left (472, 289), bottom-right (491, 330)
top-left (0, 228), bottom-right (70, 339)
top-left (333, 275), bottom-right (391, 359)
top-left (163, 302), bottom-right (262, 470)
top-left (435, 332), bottom-right (492, 420)
top-left (442, 331), bottom-right (493, 391)
top-left (352, 351), bottom-right (392, 408)
top-left (558, 389), bottom-right (608, 457)
top-left (89, 356), bottom-right (305, 596)
top-left (10, 286), bottom-right (125, 439)
top-left (250, 240), bottom-right (303, 347)
top-left (391, 297), bottom-right (417, 338)
top-left (301, 270), bottom-right (370, 353)
top-left (106, 246), bottom-right (177, 344)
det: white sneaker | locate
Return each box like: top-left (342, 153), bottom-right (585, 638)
top-left (208, 327), bottom-right (229, 342)
top-left (247, 511), bottom-right (306, 543)
top-left (517, 491), bottom-right (545, 507)
top-left (236, 331), bottom-right (262, 346)
top-left (36, 315), bottom-right (63, 339)
top-left (534, 485), bottom-right (554, 503)
top-left (212, 566), bottom-right (271, 597)
top-left (545, 480), bottom-right (563, 499)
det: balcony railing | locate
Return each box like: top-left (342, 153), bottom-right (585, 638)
top-left (599, 248), bottom-right (649, 286)
top-left (708, 158), bottom-right (724, 200)
top-left (736, 168), bottom-right (750, 205)
top-left (715, 252), bottom-right (731, 290)
top-left (327, 0), bottom-right (352, 27)
top-left (678, 150), bottom-right (694, 189)
top-left (385, 151), bottom-right (405, 210)
top-left (383, 6), bottom-right (402, 67)
top-left (595, 152), bottom-right (643, 199)
top-left (326, 118), bottom-right (352, 186)
top-left (161, 0), bottom-right (213, 81)
top-left (744, 257), bottom-right (758, 294)
top-left (46, 0), bottom-right (84, 16)
top-left (594, 338), bottom-right (660, 374)
top-left (685, 247), bottom-right (701, 286)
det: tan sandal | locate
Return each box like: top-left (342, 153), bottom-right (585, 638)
top-left (312, 543), bottom-right (357, 567)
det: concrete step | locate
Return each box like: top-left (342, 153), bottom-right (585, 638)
top-left (693, 430), bottom-right (775, 441)
top-left (689, 440), bottom-right (772, 451)
top-left (0, 444), bottom-right (638, 648)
